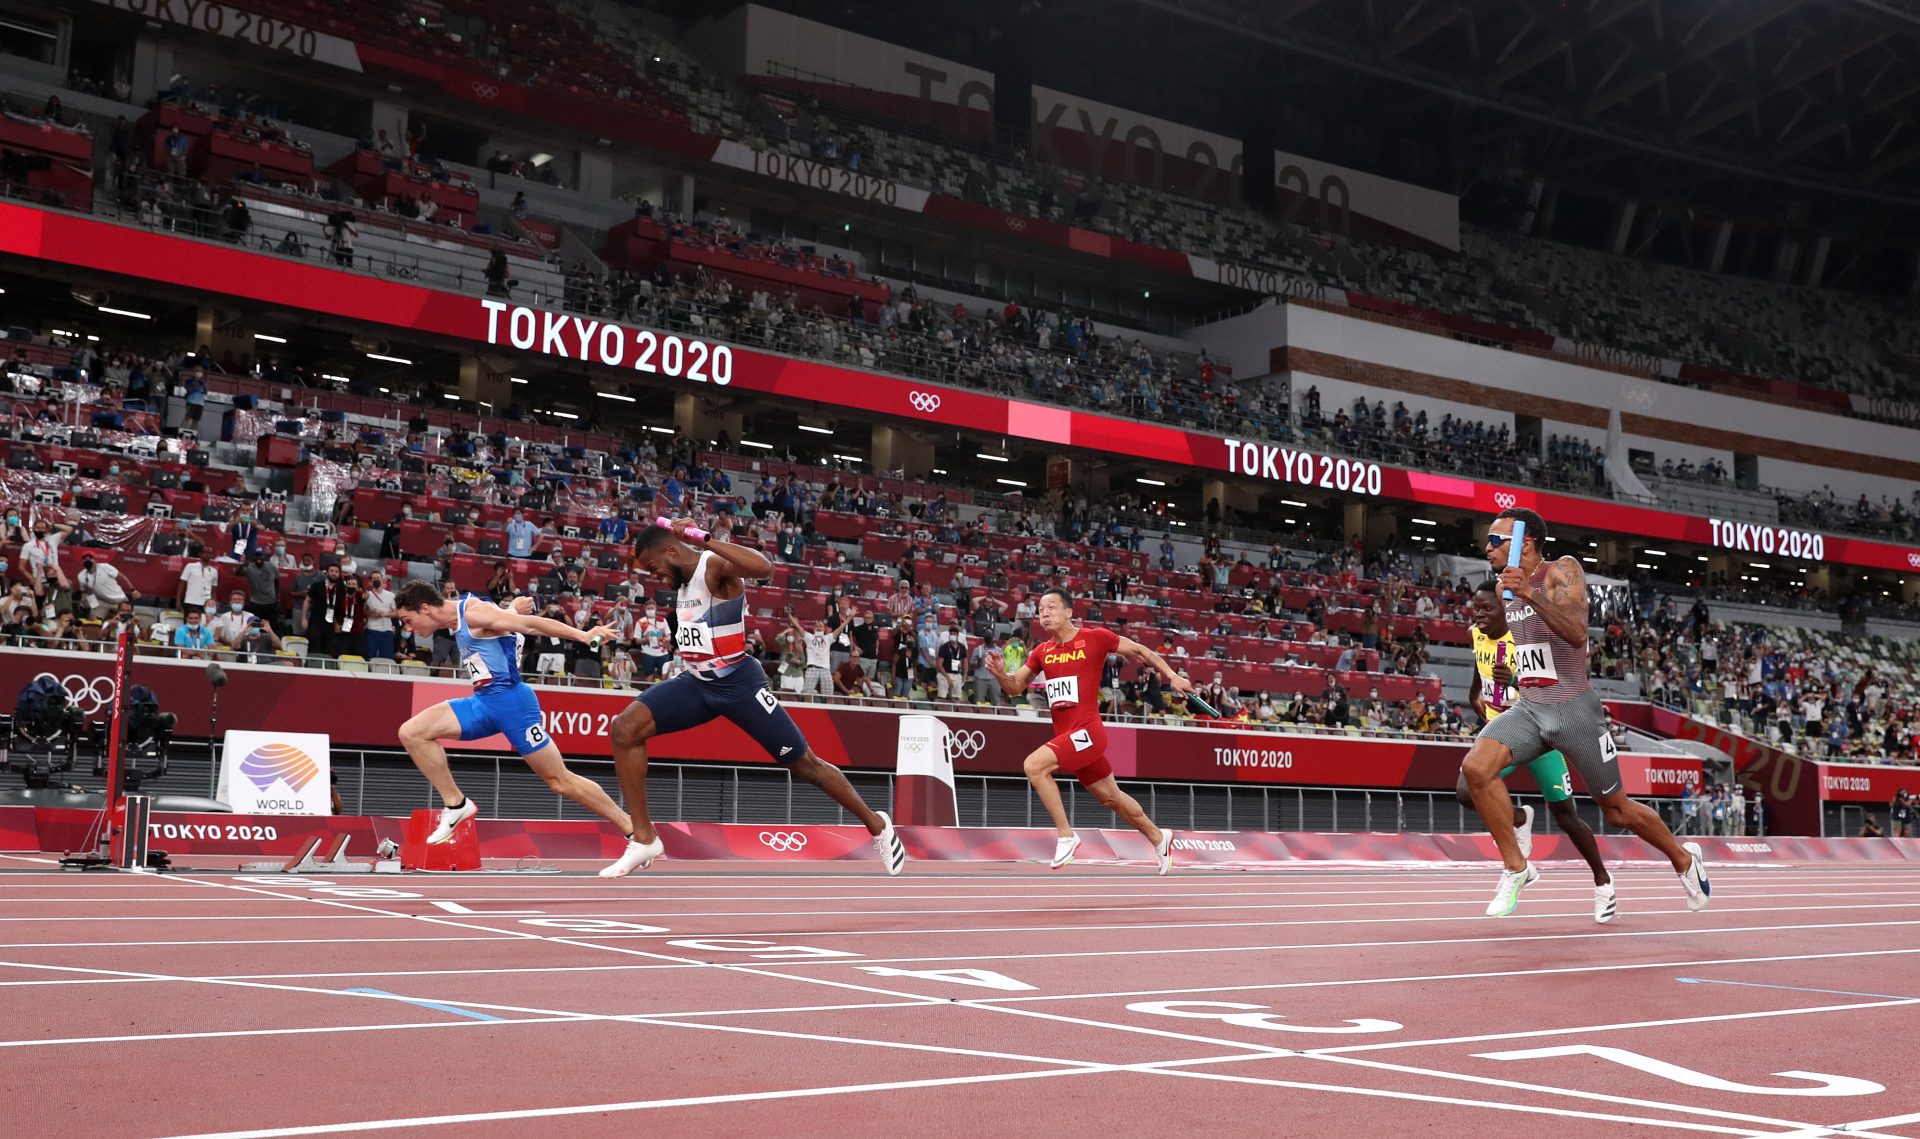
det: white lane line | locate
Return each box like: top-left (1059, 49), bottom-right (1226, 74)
top-left (0, 1017), bottom-right (591, 1049)
top-left (11, 883), bottom-right (1912, 904)
top-left (133, 866), bottom-right (1920, 1138)
top-left (141, 1041), bottom-right (1794, 1139)
top-left (5, 914), bottom-right (1915, 959)
top-left (1149, 1065), bottom-right (1866, 1139)
top-left (1767, 1109), bottom-right (1920, 1138)
top-left (960, 946), bottom-right (1920, 1004)
top-left (1306, 1053), bottom-right (1915, 1139)
top-left (149, 1067), bottom-right (1115, 1138)
top-left (1303, 997), bottom-right (1920, 1056)
top-left (0, 936), bottom-right (520, 949)
top-left (535, 911), bottom-right (1920, 946)
top-left (16, 891), bottom-right (1904, 922)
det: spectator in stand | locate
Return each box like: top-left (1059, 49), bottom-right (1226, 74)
top-left (363, 571), bottom-right (397, 660)
top-left (889, 615), bottom-right (916, 698)
top-left (75, 552), bottom-right (128, 618)
top-left (212, 587), bottom-right (280, 652)
top-left (835, 645), bottom-right (878, 696)
top-left (887, 579), bottom-right (915, 619)
top-left (597, 512), bottom-right (630, 544)
top-left (790, 613), bottom-right (844, 697)
top-left (936, 624), bottom-right (968, 701)
top-left (177, 548), bottom-right (220, 615)
top-left (506, 511), bottom-right (537, 559)
top-left (171, 609), bottom-right (216, 658)
top-left (243, 550), bottom-right (282, 629)
top-left (303, 562), bottom-right (348, 657)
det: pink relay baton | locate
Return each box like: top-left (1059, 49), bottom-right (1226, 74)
top-left (655, 516), bottom-right (710, 543)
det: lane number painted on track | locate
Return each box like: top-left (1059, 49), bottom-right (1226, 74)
top-left (522, 918), bottom-right (671, 934)
top-left (665, 938), bottom-right (862, 960)
top-left (1126, 1001), bottom-right (1402, 1034)
top-left (1476, 1045), bottom-right (1885, 1097)
top-left (856, 967), bottom-right (1035, 992)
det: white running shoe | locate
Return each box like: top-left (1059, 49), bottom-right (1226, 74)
top-left (598, 836), bottom-right (665, 878)
top-left (1594, 881), bottom-right (1618, 924)
top-left (1153, 830), bottom-right (1174, 876)
top-left (1679, 841), bottom-right (1710, 911)
top-left (1513, 804), bottom-right (1535, 862)
top-left (873, 812), bottom-right (906, 876)
top-left (1051, 832), bottom-right (1081, 870)
top-left (426, 797), bottom-right (478, 844)
top-left (1485, 862), bottom-right (1539, 917)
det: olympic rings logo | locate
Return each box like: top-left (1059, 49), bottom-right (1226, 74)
top-left (470, 82), bottom-right (501, 99)
top-left (1621, 384), bottom-right (1655, 410)
top-left (37, 672), bottom-right (115, 715)
top-left (1493, 492), bottom-right (1518, 511)
top-left (1005, 217), bottom-right (1028, 232)
top-left (1908, 553), bottom-right (1920, 568)
top-left (909, 391), bottom-right (942, 413)
top-left (944, 729), bottom-right (986, 760)
top-left (759, 831), bottom-right (809, 852)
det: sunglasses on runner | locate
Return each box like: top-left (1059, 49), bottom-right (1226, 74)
top-left (1484, 534), bottom-right (1512, 549)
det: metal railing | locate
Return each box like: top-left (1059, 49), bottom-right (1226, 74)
top-left (59, 742), bottom-right (1690, 838)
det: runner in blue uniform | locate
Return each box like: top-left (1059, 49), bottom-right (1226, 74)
top-left (599, 518), bottom-right (906, 877)
top-left (393, 581), bottom-right (633, 843)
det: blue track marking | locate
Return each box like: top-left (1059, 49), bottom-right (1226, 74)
top-left (343, 987), bottom-right (506, 1022)
top-left (1676, 977), bottom-right (1919, 1002)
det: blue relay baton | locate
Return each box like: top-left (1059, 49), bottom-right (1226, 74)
top-left (1502, 519), bottom-right (1526, 601)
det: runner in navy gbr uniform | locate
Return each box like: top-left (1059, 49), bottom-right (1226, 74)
top-left (1463, 507), bottom-right (1710, 917)
top-left (600, 519), bottom-right (907, 877)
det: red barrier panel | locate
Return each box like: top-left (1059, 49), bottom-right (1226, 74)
top-left (0, 649), bottom-right (1703, 799)
top-left (17, 809), bottom-right (1920, 866)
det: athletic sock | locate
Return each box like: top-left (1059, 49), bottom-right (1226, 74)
top-left (445, 796), bottom-right (466, 810)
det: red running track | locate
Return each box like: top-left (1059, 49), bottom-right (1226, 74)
top-left (3, 852), bottom-right (1919, 1138)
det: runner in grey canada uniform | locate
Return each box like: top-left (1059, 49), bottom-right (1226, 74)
top-left (1462, 507), bottom-right (1711, 918)
top-left (1479, 558), bottom-right (1618, 794)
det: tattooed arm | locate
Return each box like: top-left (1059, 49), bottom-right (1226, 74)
top-left (1527, 556), bottom-right (1591, 648)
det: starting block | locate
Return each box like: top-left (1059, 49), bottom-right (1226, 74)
top-left (240, 834), bottom-right (403, 874)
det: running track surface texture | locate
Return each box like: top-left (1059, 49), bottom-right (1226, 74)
top-left (4, 853), bottom-right (1918, 1138)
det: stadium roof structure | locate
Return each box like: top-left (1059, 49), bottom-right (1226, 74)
top-left (726, 0), bottom-right (1920, 236)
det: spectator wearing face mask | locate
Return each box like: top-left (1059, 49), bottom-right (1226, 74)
top-left (362, 572), bottom-right (396, 660)
top-left (506, 511), bottom-right (537, 559)
top-left (172, 609), bottom-right (217, 658)
top-left (225, 510), bottom-right (262, 562)
top-left (20, 518), bottom-right (74, 606)
top-left (635, 601), bottom-right (671, 676)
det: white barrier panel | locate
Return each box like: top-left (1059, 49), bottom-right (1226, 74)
top-left (218, 730), bottom-right (333, 815)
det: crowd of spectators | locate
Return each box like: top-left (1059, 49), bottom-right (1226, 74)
top-left (1598, 590), bottom-right (1920, 766)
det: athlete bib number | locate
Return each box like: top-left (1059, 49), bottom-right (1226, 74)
top-left (1045, 675), bottom-right (1080, 708)
top-left (1514, 642), bottom-right (1559, 687)
top-left (461, 652), bottom-right (494, 687)
top-left (1598, 730), bottom-right (1618, 762)
top-left (675, 622), bottom-right (714, 655)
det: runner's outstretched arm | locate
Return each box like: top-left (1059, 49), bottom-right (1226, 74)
top-left (1117, 637), bottom-right (1192, 692)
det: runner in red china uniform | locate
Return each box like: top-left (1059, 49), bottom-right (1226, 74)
top-left (986, 587), bottom-right (1190, 873)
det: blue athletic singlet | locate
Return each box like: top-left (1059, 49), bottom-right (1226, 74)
top-left (456, 594), bottom-right (524, 691)
top-left (448, 595), bottom-right (549, 756)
